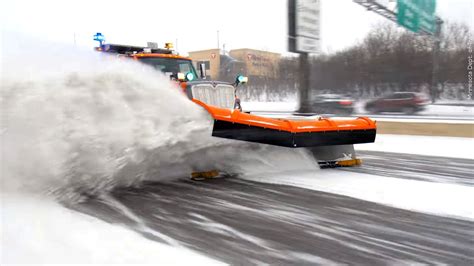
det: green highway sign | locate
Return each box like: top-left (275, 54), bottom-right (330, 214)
top-left (397, 0), bottom-right (436, 34)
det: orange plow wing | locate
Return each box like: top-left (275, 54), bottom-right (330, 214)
top-left (194, 100), bottom-right (376, 148)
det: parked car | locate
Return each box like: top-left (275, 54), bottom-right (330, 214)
top-left (310, 94), bottom-right (354, 115)
top-left (365, 92), bottom-right (429, 114)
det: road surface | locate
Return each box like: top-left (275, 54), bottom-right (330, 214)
top-left (72, 152), bottom-right (474, 265)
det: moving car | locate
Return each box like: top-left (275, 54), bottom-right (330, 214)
top-left (365, 92), bottom-right (429, 114)
top-left (310, 94), bottom-right (354, 115)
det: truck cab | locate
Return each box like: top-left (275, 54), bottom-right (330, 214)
top-left (98, 44), bottom-right (198, 80)
top-left (97, 43), bottom-right (245, 110)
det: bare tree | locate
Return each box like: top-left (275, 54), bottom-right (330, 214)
top-left (239, 21), bottom-right (472, 102)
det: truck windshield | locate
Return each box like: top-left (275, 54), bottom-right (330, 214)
top-left (138, 57), bottom-right (197, 78)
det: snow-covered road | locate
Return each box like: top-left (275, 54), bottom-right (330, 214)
top-left (69, 151), bottom-right (474, 265)
top-left (3, 133), bottom-right (474, 264)
top-left (4, 150), bottom-right (471, 265)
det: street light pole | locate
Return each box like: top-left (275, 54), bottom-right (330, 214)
top-left (298, 52), bottom-right (311, 113)
top-left (430, 18), bottom-right (443, 103)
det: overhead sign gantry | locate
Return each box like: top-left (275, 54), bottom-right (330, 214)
top-left (353, 0), bottom-right (440, 36)
top-left (398, 0), bottom-right (437, 34)
top-left (354, 0), bottom-right (442, 102)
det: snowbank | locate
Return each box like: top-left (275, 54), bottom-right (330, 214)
top-left (241, 170), bottom-right (474, 221)
top-left (357, 134), bottom-right (474, 159)
top-left (0, 194), bottom-right (224, 265)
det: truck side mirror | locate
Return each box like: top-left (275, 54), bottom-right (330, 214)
top-left (199, 63), bottom-right (207, 79)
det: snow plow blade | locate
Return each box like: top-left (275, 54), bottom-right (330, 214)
top-left (194, 101), bottom-right (376, 148)
top-left (212, 119), bottom-right (375, 147)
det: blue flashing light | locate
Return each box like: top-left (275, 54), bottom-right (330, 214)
top-left (186, 72), bottom-right (195, 81)
top-left (93, 32), bottom-right (104, 41)
top-left (93, 33), bottom-right (105, 46)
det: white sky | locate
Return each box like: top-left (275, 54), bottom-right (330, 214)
top-left (1, 0), bottom-right (473, 55)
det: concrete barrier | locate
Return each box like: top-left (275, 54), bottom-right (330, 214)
top-left (376, 120), bottom-right (474, 138)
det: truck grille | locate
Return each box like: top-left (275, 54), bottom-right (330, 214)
top-left (191, 84), bottom-right (235, 109)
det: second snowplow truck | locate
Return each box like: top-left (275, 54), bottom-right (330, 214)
top-left (97, 43), bottom-right (376, 169)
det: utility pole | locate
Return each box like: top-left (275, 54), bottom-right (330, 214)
top-left (288, 0), bottom-right (320, 113)
top-left (217, 30), bottom-right (220, 50)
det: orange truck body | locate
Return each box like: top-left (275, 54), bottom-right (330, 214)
top-left (193, 99), bottom-right (376, 148)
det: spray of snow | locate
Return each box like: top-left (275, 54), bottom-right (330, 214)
top-left (1, 33), bottom-right (318, 264)
top-left (1, 33), bottom-right (203, 200)
top-left (0, 32), bottom-right (318, 202)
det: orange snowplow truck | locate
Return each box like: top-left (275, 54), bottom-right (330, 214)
top-left (97, 43), bottom-right (376, 168)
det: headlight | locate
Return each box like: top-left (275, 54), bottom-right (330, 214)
top-left (177, 73), bottom-right (185, 81)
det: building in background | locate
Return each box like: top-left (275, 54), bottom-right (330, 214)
top-left (187, 49), bottom-right (220, 80)
top-left (188, 48), bottom-right (281, 82)
top-left (229, 49), bottom-right (280, 80)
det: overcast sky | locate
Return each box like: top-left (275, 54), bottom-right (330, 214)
top-left (1, 0), bottom-right (473, 55)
